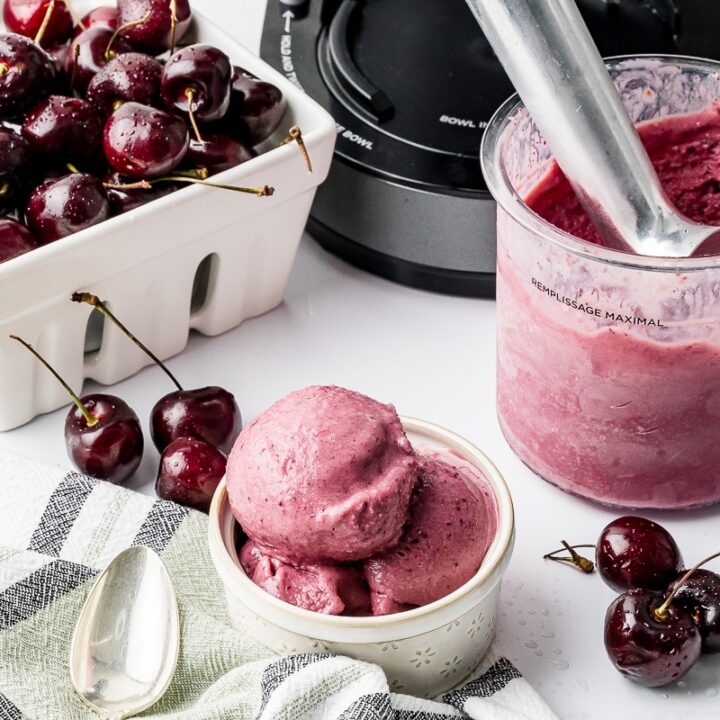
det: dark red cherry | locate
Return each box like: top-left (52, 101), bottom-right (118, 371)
top-left (79, 6), bottom-right (119, 32)
top-left (66, 26), bottom-right (134, 94)
top-left (226, 67), bottom-right (286, 146)
top-left (596, 516), bottom-right (683, 593)
top-left (155, 437), bottom-right (226, 512)
top-left (86, 52), bottom-right (162, 116)
top-left (183, 133), bottom-right (254, 175)
top-left (45, 39), bottom-right (70, 76)
top-left (3, 0), bottom-right (73, 47)
top-left (104, 102), bottom-right (189, 179)
top-left (0, 126), bottom-right (34, 211)
top-left (65, 393), bottom-right (144, 484)
top-left (0, 217), bottom-right (38, 262)
top-left (0, 34), bottom-right (56, 118)
top-left (604, 588), bottom-right (701, 687)
top-left (10, 335), bottom-right (143, 486)
top-left (116, 0), bottom-right (191, 53)
top-left (151, 386), bottom-right (241, 455)
top-left (668, 569), bottom-right (720, 654)
top-left (161, 44), bottom-right (232, 124)
top-left (104, 169), bottom-right (178, 215)
top-left (25, 173), bottom-right (109, 243)
top-left (22, 95), bottom-right (102, 162)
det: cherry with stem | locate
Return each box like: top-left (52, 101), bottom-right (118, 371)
top-left (104, 11), bottom-right (150, 62)
top-left (655, 550), bottom-right (720, 622)
top-left (70, 292), bottom-right (242, 454)
top-left (9, 334), bottom-right (143, 483)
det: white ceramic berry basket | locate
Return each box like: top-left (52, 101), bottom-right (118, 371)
top-left (208, 417), bottom-right (515, 698)
top-left (0, 3), bottom-right (336, 431)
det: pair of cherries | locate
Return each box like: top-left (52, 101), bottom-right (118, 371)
top-left (12, 292), bottom-right (239, 512)
top-left (596, 516), bottom-right (720, 687)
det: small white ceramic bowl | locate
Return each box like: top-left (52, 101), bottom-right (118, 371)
top-left (208, 417), bottom-right (514, 698)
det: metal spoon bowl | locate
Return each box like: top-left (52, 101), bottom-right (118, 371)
top-left (70, 546), bottom-right (180, 720)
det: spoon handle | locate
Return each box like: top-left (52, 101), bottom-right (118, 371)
top-left (465, 0), bottom-right (705, 256)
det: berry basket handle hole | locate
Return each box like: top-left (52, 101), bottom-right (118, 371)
top-left (191, 253), bottom-right (219, 316)
top-left (83, 307), bottom-right (105, 358)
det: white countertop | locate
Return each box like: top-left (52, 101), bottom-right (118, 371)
top-left (2, 3), bottom-right (719, 718)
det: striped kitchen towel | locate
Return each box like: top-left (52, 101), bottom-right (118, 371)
top-left (0, 448), bottom-right (557, 720)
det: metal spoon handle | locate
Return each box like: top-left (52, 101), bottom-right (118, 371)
top-left (465, 0), bottom-right (710, 256)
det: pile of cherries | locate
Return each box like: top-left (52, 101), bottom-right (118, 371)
top-left (12, 290), bottom-right (240, 512)
top-left (0, 0), bottom-right (287, 263)
top-left (597, 516), bottom-right (720, 687)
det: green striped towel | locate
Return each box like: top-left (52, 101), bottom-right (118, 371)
top-left (0, 448), bottom-right (557, 719)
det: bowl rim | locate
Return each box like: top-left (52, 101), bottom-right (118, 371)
top-left (208, 415), bottom-right (515, 630)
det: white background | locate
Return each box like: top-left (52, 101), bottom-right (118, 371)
top-left (2, 2), bottom-right (720, 718)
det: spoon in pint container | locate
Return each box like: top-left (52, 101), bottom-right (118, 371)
top-left (465, 0), bottom-right (720, 257)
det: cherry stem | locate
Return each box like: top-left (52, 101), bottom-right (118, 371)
top-left (105, 11), bottom-right (151, 62)
top-left (655, 549), bottom-right (720, 621)
top-left (169, 0), bottom-right (178, 54)
top-left (9, 334), bottom-right (98, 427)
top-left (66, 163), bottom-right (80, 174)
top-left (185, 88), bottom-right (205, 145)
top-left (280, 126), bottom-right (313, 173)
top-left (0, 63), bottom-right (8, 78)
top-left (34, 0), bottom-right (56, 46)
top-left (104, 176), bottom-right (274, 196)
top-left (69, 42), bottom-right (80, 89)
top-left (71, 292), bottom-right (184, 392)
top-left (64, 0), bottom-right (85, 31)
top-left (543, 541), bottom-right (595, 574)
top-left (0, 181), bottom-right (8, 197)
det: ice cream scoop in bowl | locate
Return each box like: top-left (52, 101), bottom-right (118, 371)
top-left (208, 414), bottom-right (514, 698)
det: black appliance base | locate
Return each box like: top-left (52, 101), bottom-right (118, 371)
top-left (309, 218), bottom-right (497, 298)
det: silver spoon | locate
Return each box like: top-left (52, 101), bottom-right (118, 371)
top-left (69, 546), bottom-right (180, 720)
top-left (465, 0), bottom-right (720, 258)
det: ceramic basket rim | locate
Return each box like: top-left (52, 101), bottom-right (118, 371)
top-left (208, 416), bottom-right (515, 643)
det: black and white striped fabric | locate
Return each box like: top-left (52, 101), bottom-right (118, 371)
top-left (0, 449), bottom-right (557, 720)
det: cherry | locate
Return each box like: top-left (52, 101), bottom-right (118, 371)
top-left (66, 25), bottom-right (133, 94)
top-left (183, 133), bottom-right (254, 175)
top-left (22, 95), bottom-right (102, 163)
top-left (116, 0), bottom-right (191, 53)
top-left (0, 126), bottom-right (34, 212)
top-left (0, 217), bottom-right (38, 262)
top-left (9, 335), bottom-right (143, 484)
top-left (0, 34), bottom-right (56, 119)
top-left (161, 44), bottom-right (232, 140)
top-left (104, 170), bottom-right (178, 215)
top-left (87, 52), bottom-right (162, 116)
top-left (45, 38), bottom-right (69, 76)
top-left (151, 386), bottom-right (241, 455)
top-left (71, 292), bottom-right (242, 455)
top-left (104, 102), bottom-right (189, 179)
top-left (596, 516), bottom-right (683, 593)
top-left (225, 68), bottom-right (287, 146)
top-left (3, 0), bottom-right (73, 48)
top-left (25, 173), bottom-right (109, 243)
top-left (65, 394), bottom-right (144, 484)
top-left (668, 569), bottom-right (720, 653)
top-left (155, 437), bottom-right (226, 512)
top-left (79, 6), bottom-right (118, 31)
top-left (604, 588), bottom-right (701, 687)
